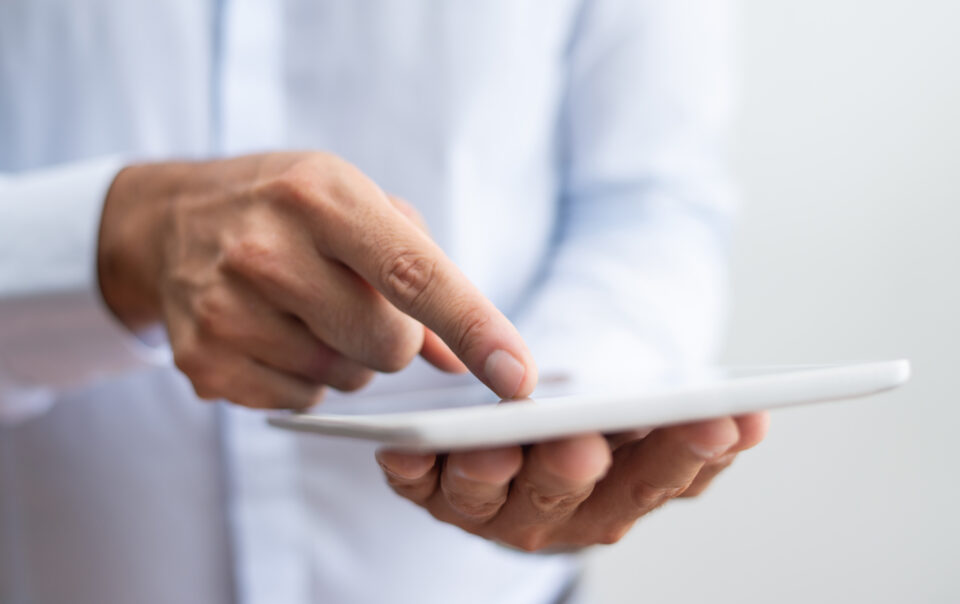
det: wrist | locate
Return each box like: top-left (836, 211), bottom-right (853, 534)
top-left (97, 163), bottom-right (172, 331)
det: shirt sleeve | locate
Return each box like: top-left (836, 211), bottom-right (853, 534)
top-left (515, 0), bottom-right (738, 386)
top-left (0, 157), bottom-right (169, 424)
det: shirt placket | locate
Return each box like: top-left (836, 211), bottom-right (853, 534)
top-left (216, 2), bottom-right (309, 604)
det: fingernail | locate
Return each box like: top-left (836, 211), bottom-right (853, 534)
top-left (687, 442), bottom-right (732, 461)
top-left (484, 349), bottom-right (526, 398)
top-left (377, 459), bottom-right (432, 481)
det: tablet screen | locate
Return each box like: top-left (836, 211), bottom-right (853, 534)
top-left (312, 364), bottom-right (849, 416)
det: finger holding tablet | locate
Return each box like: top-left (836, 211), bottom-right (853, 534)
top-left (376, 414), bottom-right (769, 551)
top-left (361, 360), bottom-right (910, 550)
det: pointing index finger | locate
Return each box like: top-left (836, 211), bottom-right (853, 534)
top-left (320, 183), bottom-right (537, 398)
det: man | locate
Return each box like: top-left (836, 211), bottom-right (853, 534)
top-left (0, 1), bottom-right (767, 603)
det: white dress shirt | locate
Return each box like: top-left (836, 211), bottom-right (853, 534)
top-left (0, 1), bottom-right (736, 602)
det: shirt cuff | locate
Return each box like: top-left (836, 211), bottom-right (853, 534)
top-left (0, 157), bottom-right (170, 396)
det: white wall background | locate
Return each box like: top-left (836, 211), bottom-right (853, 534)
top-left (584, 1), bottom-right (959, 602)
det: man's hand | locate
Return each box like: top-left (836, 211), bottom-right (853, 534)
top-left (98, 151), bottom-right (764, 551)
top-left (97, 152), bottom-right (537, 408)
top-left (377, 412), bottom-right (769, 551)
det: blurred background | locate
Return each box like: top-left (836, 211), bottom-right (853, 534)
top-left (584, 1), bottom-right (959, 602)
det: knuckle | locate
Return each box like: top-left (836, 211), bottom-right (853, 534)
top-left (174, 345), bottom-right (226, 402)
top-left (508, 532), bottom-right (549, 553)
top-left (369, 349), bottom-right (415, 374)
top-left (528, 490), bottom-right (589, 517)
top-left (173, 346), bottom-right (206, 380)
top-left (223, 232), bottom-right (281, 278)
top-left (440, 476), bottom-right (507, 521)
top-left (630, 479), bottom-right (684, 513)
top-left (383, 473), bottom-right (418, 491)
top-left (262, 154), bottom-right (365, 219)
top-left (332, 368), bottom-right (375, 392)
top-left (596, 523), bottom-right (632, 546)
top-left (192, 386), bottom-right (218, 401)
top-left (444, 492), bottom-right (505, 521)
top-left (453, 307), bottom-right (491, 359)
top-left (260, 163), bottom-right (321, 212)
top-left (279, 385), bottom-right (325, 411)
top-left (389, 482), bottom-right (432, 505)
top-left (677, 483), bottom-right (705, 499)
top-left (193, 293), bottom-right (229, 339)
top-left (379, 250), bottom-right (437, 310)
top-left (223, 235), bottom-right (301, 297)
top-left (630, 480), bottom-right (666, 512)
top-left (190, 374), bottom-right (221, 401)
top-left (383, 474), bottom-right (411, 492)
top-left (519, 480), bottom-right (592, 518)
top-left (369, 318), bottom-right (422, 373)
top-left (713, 452), bottom-right (738, 469)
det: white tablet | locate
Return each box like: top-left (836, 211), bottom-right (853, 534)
top-left (267, 360), bottom-right (910, 451)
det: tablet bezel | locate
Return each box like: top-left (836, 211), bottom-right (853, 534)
top-left (267, 360), bottom-right (910, 451)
